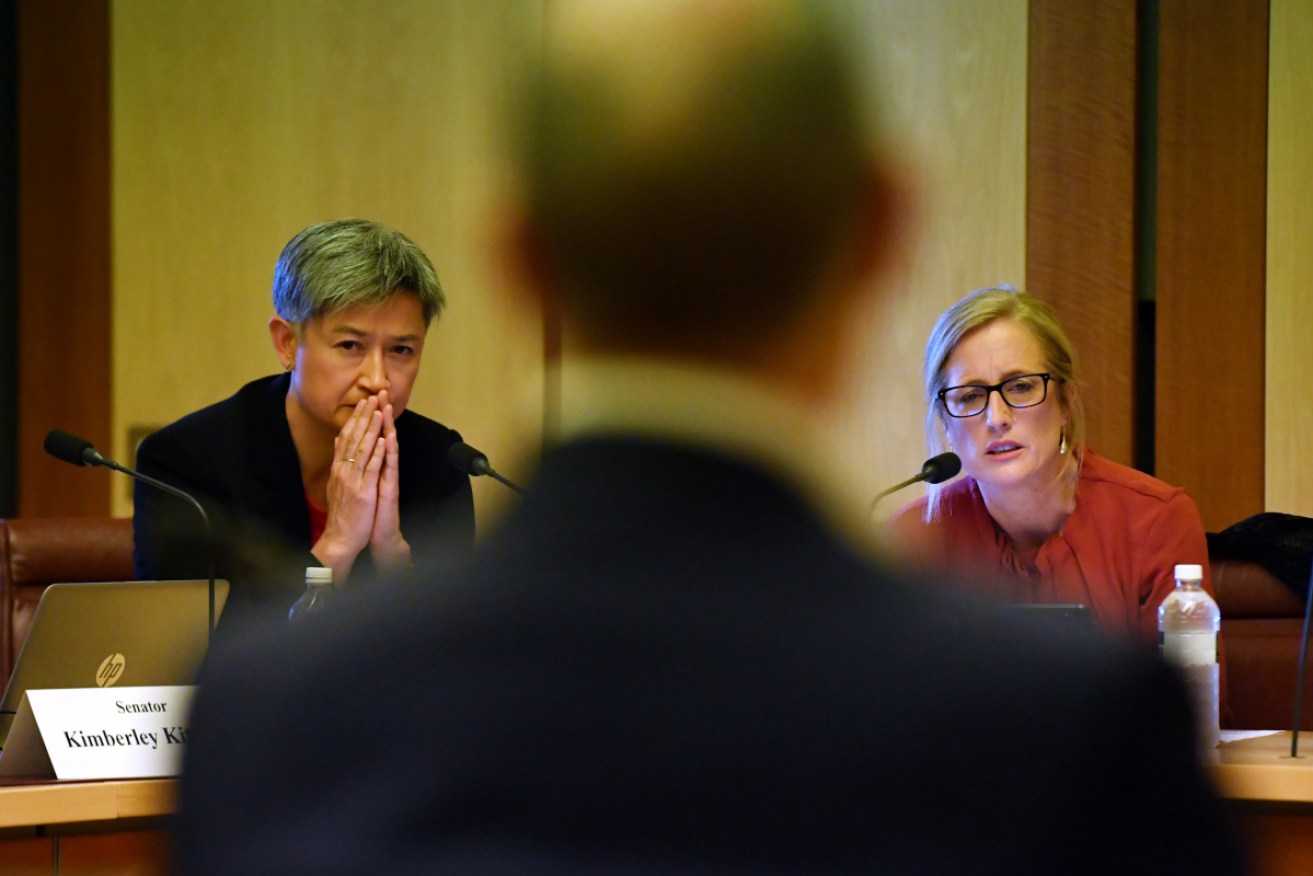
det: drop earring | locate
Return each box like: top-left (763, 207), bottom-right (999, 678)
top-left (1059, 424), bottom-right (1068, 456)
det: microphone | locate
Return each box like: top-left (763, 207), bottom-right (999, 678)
top-left (448, 441), bottom-right (525, 495)
top-left (43, 429), bottom-right (110, 468)
top-left (1291, 555), bottom-right (1313, 756)
top-left (44, 430), bottom-right (218, 644)
top-left (869, 452), bottom-right (962, 514)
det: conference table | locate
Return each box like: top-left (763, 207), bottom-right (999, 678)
top-left (0, 734), bottom-right (1311, 874)
top-left (0, 777), bottom-right (174, 874)
top-left (1214, 730), bottom-right (1313, 876)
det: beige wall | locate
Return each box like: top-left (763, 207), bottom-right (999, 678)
top-left (836, 0), bottom-right (1028, 513)
top-left (109, 0), bottom-right (1028, 522)
top-left (1266, 0), bottom-right (1313, 516)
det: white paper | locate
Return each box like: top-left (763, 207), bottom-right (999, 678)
top-left (0, 685), bottom-right (196, 780)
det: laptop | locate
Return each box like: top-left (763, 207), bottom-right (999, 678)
top-left (0, 579), bottom-right (229, 750)
top-left (1006, 602), bottom-right (1094, 632)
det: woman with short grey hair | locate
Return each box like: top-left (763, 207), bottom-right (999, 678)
top-left (132, 218), bottom-right (475, 628)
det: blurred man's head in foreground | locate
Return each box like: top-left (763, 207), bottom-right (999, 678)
top-left (506, 0), bottom-right (906, 390)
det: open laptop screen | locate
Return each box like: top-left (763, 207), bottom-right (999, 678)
top-left (1004, 602), bottom-right (1094, 633)
top-left (0, 579), bottom-right (229, 750)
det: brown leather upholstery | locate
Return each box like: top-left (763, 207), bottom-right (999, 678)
top-left (0, 517), bottom-right (135, 686)
top-left (1213, 557), bottom-right (1313, 730)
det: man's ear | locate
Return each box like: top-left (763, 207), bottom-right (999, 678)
top-left (269, 317), bottom-right (298, 370)
top-left (850, 161), bottom-right (916, 289)
top-left (781, 162), bottom-right (916, 406)
top-left (493, 203), bottom-right (561, 317)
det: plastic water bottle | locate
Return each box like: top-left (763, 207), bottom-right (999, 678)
top-left (288, 566), bottom-right (334, 623)
top-left (1158, 563), bottom-right (1220, 749)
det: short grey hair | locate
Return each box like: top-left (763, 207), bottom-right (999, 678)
top-left (272, 218), bottom-right (445, 326)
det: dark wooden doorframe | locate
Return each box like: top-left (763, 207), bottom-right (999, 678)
top-left (1028, 0), bottom-right (1268, 532)
top-left (16, 0), bottom-right (112, 517)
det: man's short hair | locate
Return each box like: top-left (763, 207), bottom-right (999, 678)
top-left (514, 1), bottom-right (877, 348)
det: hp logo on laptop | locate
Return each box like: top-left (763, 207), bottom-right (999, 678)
top-left (96, 653), bottom-right (126, 688)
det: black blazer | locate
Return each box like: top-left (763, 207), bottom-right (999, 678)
top-left (132, 373), bottom-right (474, 628)
top-left (177, 437), bottom-right (1245, 875)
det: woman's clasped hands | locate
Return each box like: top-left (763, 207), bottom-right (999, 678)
top-left (314, 389), bottom-right (411, 581)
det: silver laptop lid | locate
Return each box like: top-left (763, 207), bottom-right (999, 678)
top-left (0, 579), bottom-right (230, 749)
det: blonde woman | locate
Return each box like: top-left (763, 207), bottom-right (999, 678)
top-left (890, 286), bottom-right (1214, 647)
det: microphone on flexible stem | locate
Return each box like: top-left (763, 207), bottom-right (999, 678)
top-left (447, 441), bottom-right (524, 495)
top-left (869, 452), bottom-right (962, 515)
top-left (43, 429), bottom-right (218, 645)
top-left (1290, 556), bottom-right (1313, 757)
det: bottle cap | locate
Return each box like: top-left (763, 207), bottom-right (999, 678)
top-left (1174, 563), bottom-right (1203, 581)
top-left (305, 566), bottom-right (334, 586)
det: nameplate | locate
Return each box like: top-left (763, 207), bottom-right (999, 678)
top-left (0, 686), bottom-right (195, 780)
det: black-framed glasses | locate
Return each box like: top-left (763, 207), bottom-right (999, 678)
top-left (937, 373), bottom-right (1052, 418)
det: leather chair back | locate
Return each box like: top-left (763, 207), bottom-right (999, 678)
top-left (0, 517), bottom-right (134, 686)
top-left (1213, 556), bottom-right (1313, 730)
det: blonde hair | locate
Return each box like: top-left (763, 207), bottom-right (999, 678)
top-left (921, 285), bottom-right (1084, 520)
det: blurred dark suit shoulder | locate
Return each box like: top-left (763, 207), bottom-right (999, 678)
top-left (178, 437), bottom-right (1244, 875)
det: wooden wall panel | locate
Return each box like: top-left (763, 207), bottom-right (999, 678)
top-left (1265, 0), bottom-right (1313, 517)
top-left (1, 1), bottom-right (16, 518)
top-left (833, 0), bottom-right (1028, 514)
top-left (1026, 0), bottom-right (1138, 468)
top-left (111, 1), bottom-right (544, 526)
top-left (1155, 0), bottom-right (1268, 532)
top-left (58, 829), bottom-right (173, 874)
top-left (0, 835), bottom-right (54, 871)
top-left (17, 0), bottom-right (111, 517)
